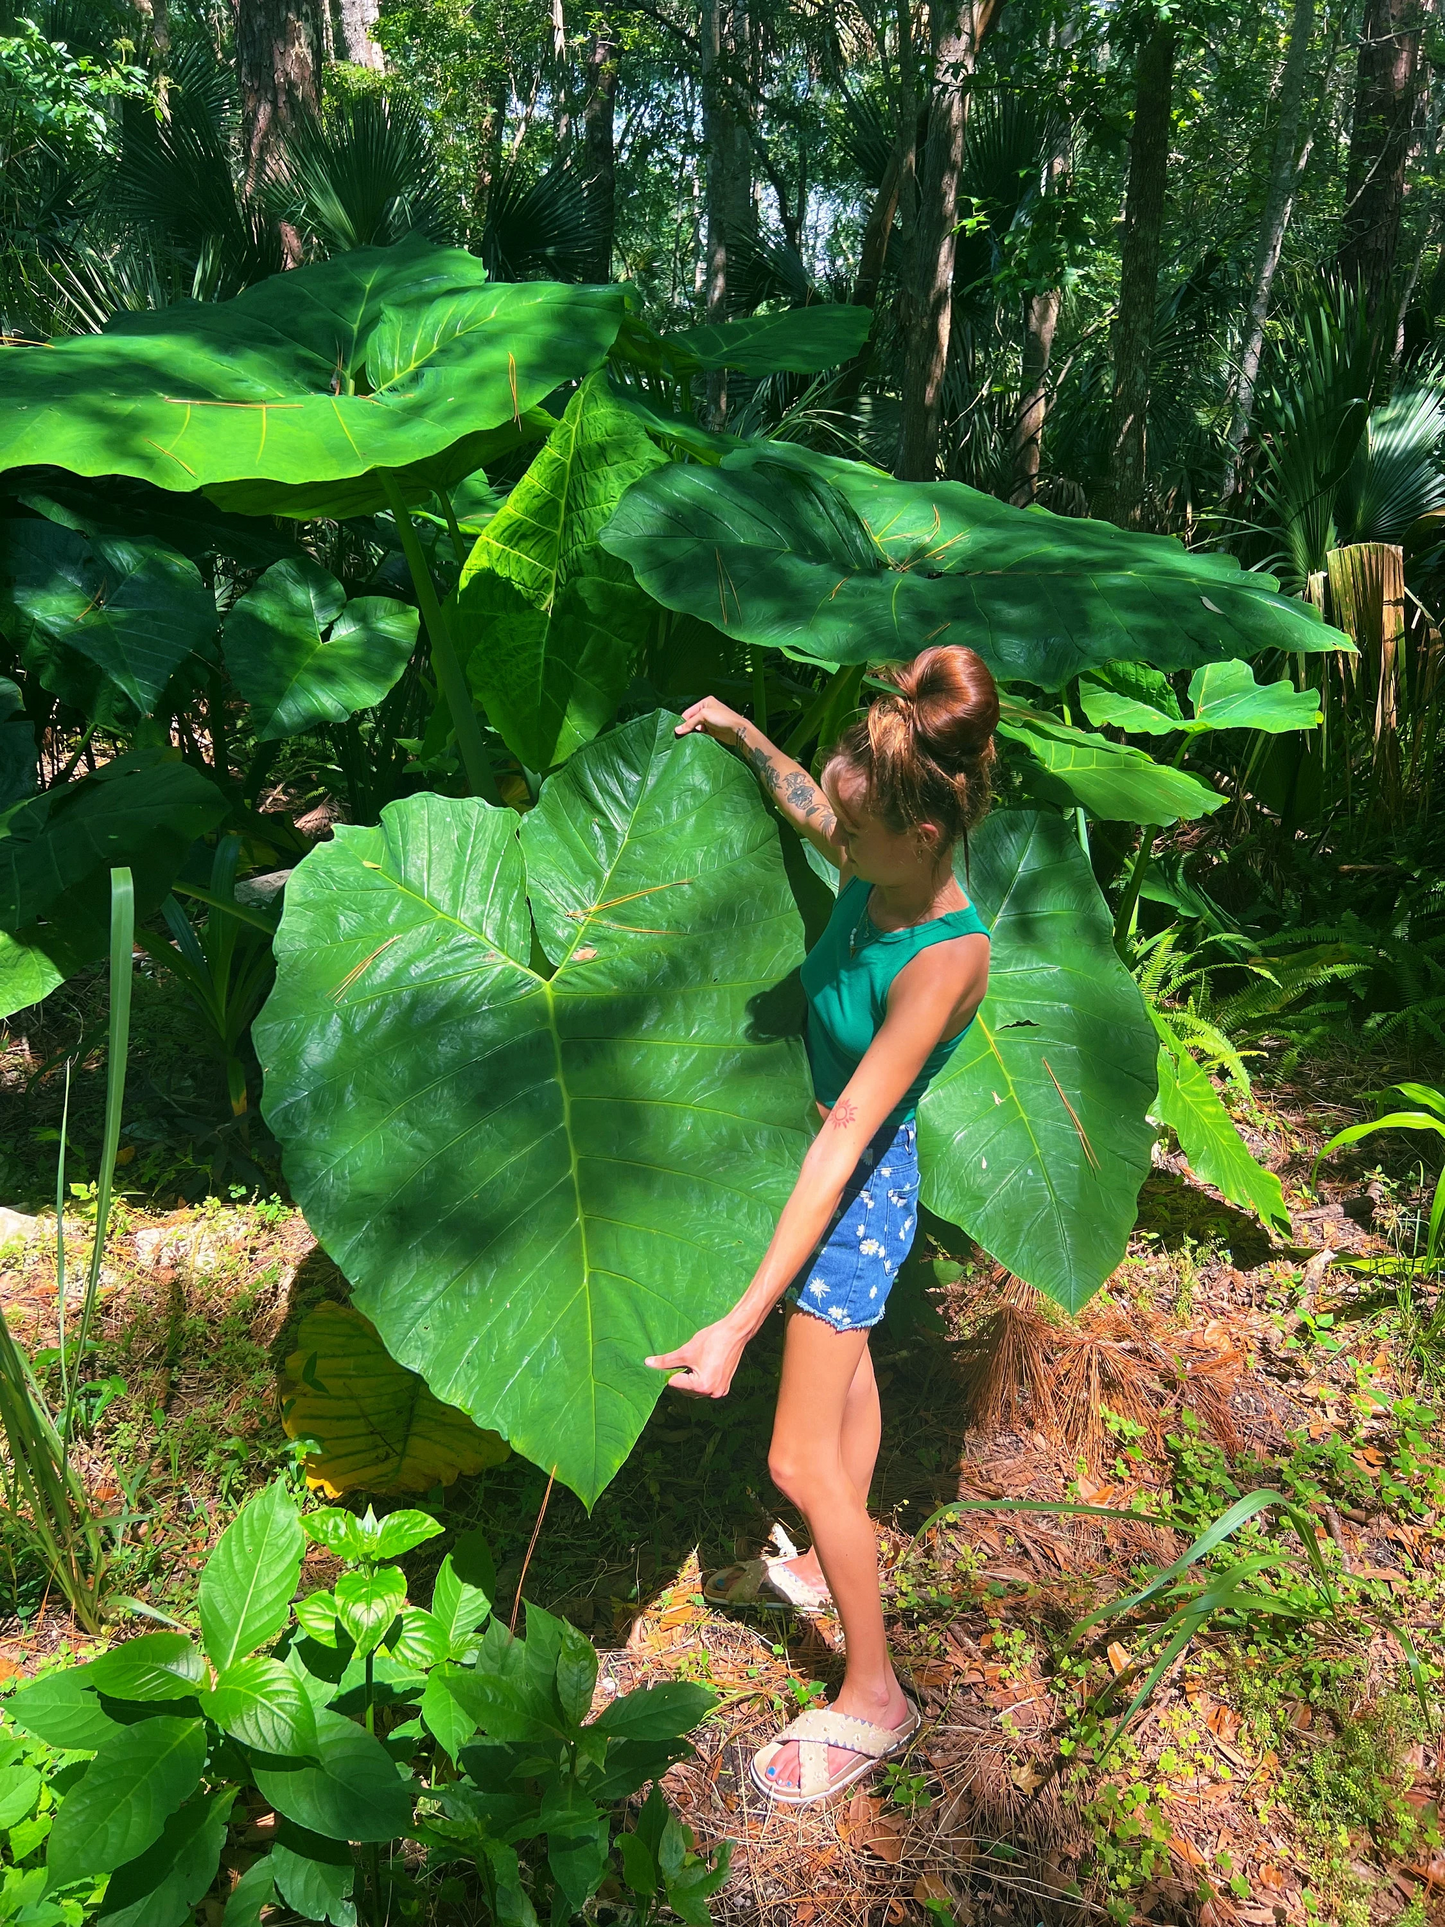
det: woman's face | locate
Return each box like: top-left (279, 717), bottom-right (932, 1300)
top-left (822, 759), bottom-right (941, 884)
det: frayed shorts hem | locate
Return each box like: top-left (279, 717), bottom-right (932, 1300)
top-left (788, 1297), bottom-right (887, 1334)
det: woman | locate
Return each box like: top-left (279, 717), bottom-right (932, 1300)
top-left (645, 644), bottom-right (999, 1809)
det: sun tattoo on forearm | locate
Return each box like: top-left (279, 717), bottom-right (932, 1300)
top-left (830, 1099), bottom-right (858, 1130)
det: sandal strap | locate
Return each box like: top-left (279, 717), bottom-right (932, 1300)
top-left (776, 1706), bottom-right (912, 1759)
top-left (760, 1558), bottom-right (831, 1611)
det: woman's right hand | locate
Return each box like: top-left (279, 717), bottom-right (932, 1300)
top-left (645, 1315), bottom-right (749, 1398)
top-left (676, 696), bottom-right (748, 749)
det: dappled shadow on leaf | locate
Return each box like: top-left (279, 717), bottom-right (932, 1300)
top-left (743, 968), bottom-right (807, 1043)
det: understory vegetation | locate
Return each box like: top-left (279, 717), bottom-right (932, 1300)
top-left (0, 0), bottom-right (1444, 1922)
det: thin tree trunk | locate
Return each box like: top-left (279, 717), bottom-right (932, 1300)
top-left (701, 0), bottom-right (753, 426)
top-left (471, 83), bottom-right (507, 246)
top-left (896, 0), bottom-right (1001, 481)
top-left (552, 0), bottom-right (571, 146)
top-left (133, 0), bottom-right (170, 55)
top-left (1338, 0), bottom-right (1425, 317)
top-left (332, 0), bottom-right (384, 69)
top-left (233, 0), bottom-right (323, 199)
top-left (1221, 0), bottom-right (1316, 501)
top-left (581, 24), bottom-right (619, 282)
top-left (1008, 142), bottom-right (1067, 506)
top-left (1102, 20), bottom-right (1175, 528)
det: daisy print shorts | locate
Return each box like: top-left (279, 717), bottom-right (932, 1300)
top-left (786, 1118), bottom-right (920, 1332)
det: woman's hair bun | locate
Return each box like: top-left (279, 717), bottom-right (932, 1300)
top-left (825, 644), bottom-right (999, 850)
top-left (886, 645), bottom-right (1001, 759)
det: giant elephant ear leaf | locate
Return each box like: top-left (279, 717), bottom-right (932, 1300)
top-left (280, 1299), bottom-right (510, 1496)
top-left (666, 305), bottom-right (873, 374)
top-left (0, 518), bottom-right (216, 720)
top-left (0, 238), bottom-right (624, 495)
top-left (223, 557), bottom-right (419, 739)
top-left (602, 444), bottom-right (1343, 686)
top-left (255, 714), bottom-right (813, 1504)
top-left (919, 812), bottom-right (1158, 1311)
top-left (998, 701), bottom-right (1224, 824)
top-left (453, 372), bottom-right (666, 771)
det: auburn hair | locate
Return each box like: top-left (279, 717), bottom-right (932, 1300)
top-left (825, 645), bottom-right (999, 853)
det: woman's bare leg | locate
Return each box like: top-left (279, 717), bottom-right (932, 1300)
top-left (763, 1310), bottom-right (909, 1790)
top-left (778, 1315), bottom-right (880, 1593)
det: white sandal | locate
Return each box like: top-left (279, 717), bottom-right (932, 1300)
top-left (702, 1522), bottom-right (833, 1615)
top-left (750, 1698), bottom-right (921, 1808)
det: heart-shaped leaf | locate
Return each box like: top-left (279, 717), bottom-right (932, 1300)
top-left (207, 1655), bottom-right (319, 1759)
top-left (282, 1302), bottom-right (508, 1496)
top-left (998, 701), bottom-right (1224, 824)
top-left (250, 1706), bottom-right (413, 1843)
top-left (455, 371), bottom-right (666, 771)
top-left (602, 443), bottom-right (1342, 686)
top-left (198, 1479), bottom-right (304, 1672)
top-left (0, 520), bottom-right (215, 721)
top-left (254, 714), bottom-right (813, 1503)
top-left (919, 811), bottom-right (1158, 1311)
top-left (0, 240), bottom-right (623, 494)
top-left (223, 559), bottom-right (419, 740)
top-left (334, 1567), bottom-right (407, 1657)
top-left (383, 1607), bottom-right (450, 1670)
top-left (45, 1716), bottom-right (205, 1884)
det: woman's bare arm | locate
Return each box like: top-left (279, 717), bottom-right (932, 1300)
top-left (645, 934), bottom-right (988, 1396)
top-left (675, 697), bottom-right (844, 862)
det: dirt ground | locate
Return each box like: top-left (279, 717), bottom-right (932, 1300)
top-left (0, 1027), bottom-right (1441, 1927)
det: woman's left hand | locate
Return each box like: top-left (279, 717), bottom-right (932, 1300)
top-left (645, 1318), bottom-right (747, 1398)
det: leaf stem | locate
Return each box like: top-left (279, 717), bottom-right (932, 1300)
top-left (380, 472), bottom-right (499, 804)
top-left (1112, 825), bottom-right (1159, 959)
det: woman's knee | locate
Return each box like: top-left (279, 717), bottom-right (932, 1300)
top-left (767, 1443), bottom-right (848, 1508)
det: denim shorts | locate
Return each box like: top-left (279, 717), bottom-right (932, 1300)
top-left (785, 1118), bottom-right (920, 1332)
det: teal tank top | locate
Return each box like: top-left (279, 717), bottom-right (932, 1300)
top-left (799, 873), bottom-right (990, 1129)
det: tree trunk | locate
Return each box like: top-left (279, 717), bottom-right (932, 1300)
top-left (701, 0), bottom-right (753, 426)
top-left (1008, 141), bottom-right (1067, 506)
top-left (1103, 21), bottom-right (1175, 528)
top-left (1221, 0), bottom-right (1316, 501)
top-left (331, 0), bottom-right (384, 69)
top-left (233, 0), bottom-right (323, 197)
top-left (133, 0), bottom-right (170, 55)
top-left (896, 0), bottom-right (1000, 482)
top-left (470, 84), bottom-right (507, 246)
top-left (581, 25), bottom-right (619, 282)
top-left (1338, 0), bottom-right (1425, 317)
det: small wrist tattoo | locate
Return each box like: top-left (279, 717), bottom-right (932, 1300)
top-left (830, 1099), bottom-right (858, 1130)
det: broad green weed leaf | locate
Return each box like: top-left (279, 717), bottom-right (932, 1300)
top-left (593, 1681), bottom-right (717, 1741)
top-left (207, 1655), bottom-right (319, 1759)
top-left (1186, 658), bottom-right (1322, 733)
top-left (199, 1480), bottom-right (304, 1671)
top-left (45, 1716), bottom-right (205, 1884)
top-left (86, 1633), bottom-right (207, 1701)
top-left (223, 559), bottom-right (419, 740)
top-left (384, 1607), bottom-right (450, 1670)
top-left (368, 1511), bottom-right (446, 1560)
top-left (96, 1786), bottom-right (234, 1927)
top-left (431, 1532), bottom-right (494, 1654)
top-left (6, 1665), bottom-right (124, 1750)
top-left (419, 1666), bottom-right (480, 1762)
top-left (334, 1567), bottom-right (407, 1657)
top-left (919, 812), bottom-right (1157, 1311)
top-left (270, 1818), bottom-right (357, 1927)
top-left (251, 1706), bottom-right (413, 1843)
top-left (0, 1764), bottom-right (40, 1829)
top-left (1150, 1020), bottom-right (1289, 1233)
top-left (222, 1854), bottom-right (276, 1926)
top-left (255, 715), bottom-right (813, 1503)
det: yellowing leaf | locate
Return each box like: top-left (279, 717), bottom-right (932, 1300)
top-left (281, 1301), bottom-right (509, 1496)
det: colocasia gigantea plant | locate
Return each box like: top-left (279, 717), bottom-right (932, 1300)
top-left (0, 1482), bottom-right (723, 1925)
top-left (0, 239), bottom-right (1353, 1511)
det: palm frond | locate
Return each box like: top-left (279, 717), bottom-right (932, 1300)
top-left (269, 92), bottom-right (456, 254)
top-left (481, 156), bottom-right (602, 282)
top-left (1334, 377), bottom-right (1445, 546)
